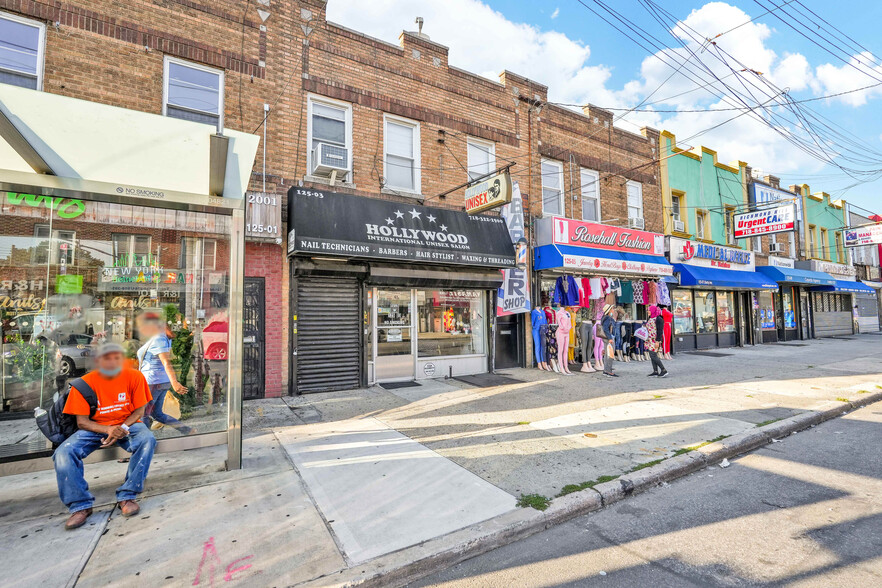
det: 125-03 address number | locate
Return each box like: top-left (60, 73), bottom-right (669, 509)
top-left (247, 224), bottom-right (279, 235)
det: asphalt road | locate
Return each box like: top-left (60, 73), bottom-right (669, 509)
top-left (413, 401), bottom-right (882, 588)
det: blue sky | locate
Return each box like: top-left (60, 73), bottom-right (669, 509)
top-left (328, 1), bottom-right (882, 213)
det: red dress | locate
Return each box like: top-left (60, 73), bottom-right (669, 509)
top-left (662, 308), bottom-right (673, 354)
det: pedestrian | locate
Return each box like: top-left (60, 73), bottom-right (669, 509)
top-left (597, 304), bottom-right (619, 377)
top-left (136, 312), bottom-right (192, 435)
top-left (52, 343), bottom-right (156, 530)
top-left (646, 305), bottom-right (668, 378)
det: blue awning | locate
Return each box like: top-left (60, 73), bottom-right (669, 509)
top-left (533, 244), bottom-right (673, 276)
top-left (811, 280), bottom-right (877, 294)
top-left (673, 264), bottom-right (779, 290)
top-left (756, 265), bottom-right (836, 286)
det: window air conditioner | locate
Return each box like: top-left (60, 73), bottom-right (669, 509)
top-left (673, 219), bottom-right (685, 233)
top-left (628, 217), bottom-right (645, 230)
top-left (769, 242), bottom-right (784, 254)
top-left (311, 143), bottom-right (350, 178)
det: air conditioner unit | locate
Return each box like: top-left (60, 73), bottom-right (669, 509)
top-left (628, 217), bottom-right (645, 230)
top-left (673, 219), bottom-right (685, 233)
top-left (769, 242), bottom-right (784, 254)
top-left (311, 142), bottom-right (349, 178)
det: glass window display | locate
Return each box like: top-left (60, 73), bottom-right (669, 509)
top-left (694, 290), bottom-right (717, 333)
top-left (1, 198), bottom-right (231, 459)
top-left (759, 291), bottom-right (776, 330)
top-left (716, 292), bottom-right (735, 332)
top-left (376, 289), bottom-right (412, 356)
top-left (416, 290), bottom-right (486, 357)
top-left (782, 290), bottom-right (796, 329)
top-left (672, 289), bottom-right (694, 334)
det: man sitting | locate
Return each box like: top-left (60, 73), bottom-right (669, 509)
top-left (53, 343), bottom-right (157, 530)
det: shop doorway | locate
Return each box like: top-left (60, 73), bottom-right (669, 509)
top-left (495, 314), bottom-right (523, 369)
top-left (799, 290), bottom-right (812, 339)
top-left (242, 277), bottom-right (265, 400)
top-left (374, 289), bottom-right (415, 382)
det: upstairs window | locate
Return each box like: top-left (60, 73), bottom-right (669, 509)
top-left (112, 234), bottom-right (153, 267)
top-left (308, 96), bottom-right (352, 178)
top-left (163, 57), bottom-right (224, 128)
top-left (541, 159), bottom-right (564, 216)
top-left (580, 168), bottom-right (600, 222)
top-left (626, 181), bottom-right (643, 220)
top-left (384, 116), bottom-right (420, 193)
top-left (695, 210), bottom-right (708, 240)
top-left (0, 12), bottom-right (45, 90)
top-left (467, 138), bottom-right (495, 182)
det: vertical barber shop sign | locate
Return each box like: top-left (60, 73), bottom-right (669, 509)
top-left (497, 182), bottom-right (531, 316)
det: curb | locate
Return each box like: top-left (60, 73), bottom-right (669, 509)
top-left (296, 393), bottom-right (882, 588)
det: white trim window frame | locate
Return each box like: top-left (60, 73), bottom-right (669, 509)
top-left (626, 181), bottom-right (644, 220)
top-left (307, 94), bottom-right (353, 177)
top-left (580, 168), bottom-right (601, 222)
top-left (0, 11), bottom-right (46, 90)
top-left (33, 224), bottom-right (75, 265)
top-left (162, 56), bottom-right (224, 130)
top-left (466, 137), bottom-right (495, 182)
top-left (541, 158), bottom-right (564, 217)
top-left (112, 233), bottom-right (153, 267)
top-left (383, 114), bottom-right (421, 194)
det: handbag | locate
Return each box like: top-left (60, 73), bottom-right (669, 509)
top-left (606, 341), bottom-right (614, 358)
top-left (163, 390), bottom-right (182, 420)
top-left (634, 326), bottom-right (649, 341)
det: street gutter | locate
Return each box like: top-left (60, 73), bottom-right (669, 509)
top-left (294, 391), bottom-right (882, 588)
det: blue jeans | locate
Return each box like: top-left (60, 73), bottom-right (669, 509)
top-left (144, 383), bottom-right (190, 433)
top-left (53, 423), bottom-right (157, 513)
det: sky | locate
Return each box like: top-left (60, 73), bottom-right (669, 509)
top-left (326, 0), bottom-right (882, 215)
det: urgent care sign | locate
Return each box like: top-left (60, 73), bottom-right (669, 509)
top-left (551, 217), bottom-right (665, 255)
top-left (733, 204), bottom-right (796, 239)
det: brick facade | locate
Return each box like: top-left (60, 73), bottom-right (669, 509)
top-left (1, 0), bottom-right (664, 392)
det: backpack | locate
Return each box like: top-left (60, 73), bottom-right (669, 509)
top-left (36, 378), bottom-right (98, 446)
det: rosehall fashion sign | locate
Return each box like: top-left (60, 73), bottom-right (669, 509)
top-left (286, 188), bottom-right (516, 268)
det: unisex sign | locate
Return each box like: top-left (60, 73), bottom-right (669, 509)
top-left (733, 204), bottom-right (796, 239)
top-left (550, 217), bottom-right (665, 255)
top-left (287, 188), bottom-right (516, 268)
top-left (464, 171), bottom-right (512, 214)
top-left (844, 223), bottom-right (882, 248)
top-left (669, 237), bottom-right (756, 271)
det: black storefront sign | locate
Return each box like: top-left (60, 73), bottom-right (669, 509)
top-left (287, 188), bottom-right (516, 268)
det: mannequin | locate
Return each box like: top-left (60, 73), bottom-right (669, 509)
top-left (555, 306), bottom-right (573, 375)
top-left (662, 306), bottom-right (674, 360)
top-left (545, 306), bottom-right (560, 372)
top-left (531, 307), bottom-right (549, 371)
top-left (580, 318), bottom-right (596, 372)
top-left (592, 318), bottom-right (605, 371)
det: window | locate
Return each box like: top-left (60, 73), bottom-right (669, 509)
top-left (32, 225), bottom-right (75, 265)
top-left (808, 224), bottom-right (816, 257)
top-left (0, 12), bottom-right (44, 89)
top-left (163, 57), bottom-right (224, 128)
top-left (672, 289), bottom-right (694, 334)
top-left (694, 290), bottom-right (717, 333)
top-left (417, 290), bottom-right (486, 356)
top-left (384, 115), bottom-right (420, 193)
top-left (819, 228), bottom-right (829, 260)
top-left (753, 236), bottom-right (762, 253)
top-left (626, 181), bottom-right (643, 220)
top-left (308, 96), bottom-right (352, 176)
top-left (580, 168), bottom-right (600, 221)
top-left (835, 231), bottom-right (844, 264)
top-left (759, 291), bottom-right (776, 330)
top-left (541, 159), bottom-right (564, 216)
top-left (671, 193), bottom-right (682, 220)
top-left (788, 232), bottom-right (796, 258)
top-left (112, 234), bottom-right (153, 267)
top-left (467, 138), bottom-right (495, 182)
top-left (695, 210), bottom-right (708, 239)
top-left (724, 206), bottom-right (736, 244)
top-left (717, 292), bottom-right (735, 332)
top-left (181, 236), bottom-right (217, 270)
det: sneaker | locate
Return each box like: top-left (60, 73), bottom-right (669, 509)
top-left (64, 508), bottom-right (93, 530)
top-left (603, 372), bottom-right (619, 378)
top-left (647, 372), bottom-right (659, 377)
top-left (658, 371), bottom-right (668, 378)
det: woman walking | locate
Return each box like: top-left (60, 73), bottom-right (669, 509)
top-left (646, 305), bottom-right (668, 378)
top-left (136, 312), bottom-right (193, 434)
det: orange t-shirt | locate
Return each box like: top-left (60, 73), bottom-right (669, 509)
top-left (63, 368), bottom-right (152, 426)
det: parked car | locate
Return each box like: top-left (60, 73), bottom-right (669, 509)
top-left (202, 314), bottom-right (228, 360)
top-left (53, 333), bottom-right (94, 376)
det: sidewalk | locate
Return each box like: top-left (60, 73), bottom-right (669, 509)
top-left (1, 336), bottom-right (880, 586)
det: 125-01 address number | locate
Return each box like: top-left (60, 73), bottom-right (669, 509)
top-left (247, 224), bottom-right (279, 235)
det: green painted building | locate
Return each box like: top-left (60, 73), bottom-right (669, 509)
top-left (794, 184), bottom-right (848, 264)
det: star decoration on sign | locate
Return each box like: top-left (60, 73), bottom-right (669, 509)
top-left (426, 214), bottom-right (437, 223)
top-left (409, 208), bottom-right (422, 220)
top-left (394, 210), bottom-right (404, 219)
top-left (385, 217), bottom-right (394, 225)
top-left (439, 224), bottom-right (448, 232)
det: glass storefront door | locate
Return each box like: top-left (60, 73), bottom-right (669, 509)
top-left (0, 197), bottom-right (233, 459)
top-left (374, 289), bottom-right (415, 381)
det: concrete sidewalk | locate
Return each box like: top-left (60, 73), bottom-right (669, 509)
top-left (0, 336), bottom-right (879, 586)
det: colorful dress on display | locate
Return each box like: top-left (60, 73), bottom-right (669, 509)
top-left (662, 307), bottom-right (673, 354)
top-left (657, 281), bottom-right (671, 306)
top-left (633, 280), bottom-right (645, 304)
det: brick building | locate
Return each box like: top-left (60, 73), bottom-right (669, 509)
top-left (0, 0), bottom-right (665, 394)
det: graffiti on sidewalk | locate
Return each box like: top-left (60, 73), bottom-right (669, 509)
top-left (192, 537), bottom-right (256, 586)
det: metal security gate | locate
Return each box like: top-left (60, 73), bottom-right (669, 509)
top-left (294, 276), bottom-right (362, 393)
top-left (243, 277), bottom-right (265, 400)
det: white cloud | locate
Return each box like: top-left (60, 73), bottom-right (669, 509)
top-left (551, 7), bottom-right (560, 19)
top-left (815, 52), bottom-right (882, 106)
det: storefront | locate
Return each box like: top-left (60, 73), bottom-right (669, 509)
top-left (855, 280), bottom-right (882, 332)
top-left (286, 188), bottom-right (515, 393)
top-left (756, 260), bottom-right (835, 342)
top-left (795, 260), bottom-right (858, 337)
top-left (667, 238), bottom-right (777, 350)
top-left (532, 217), bottom-right (673, 364)
top-left (0, 85), bottom-right (259, 473)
